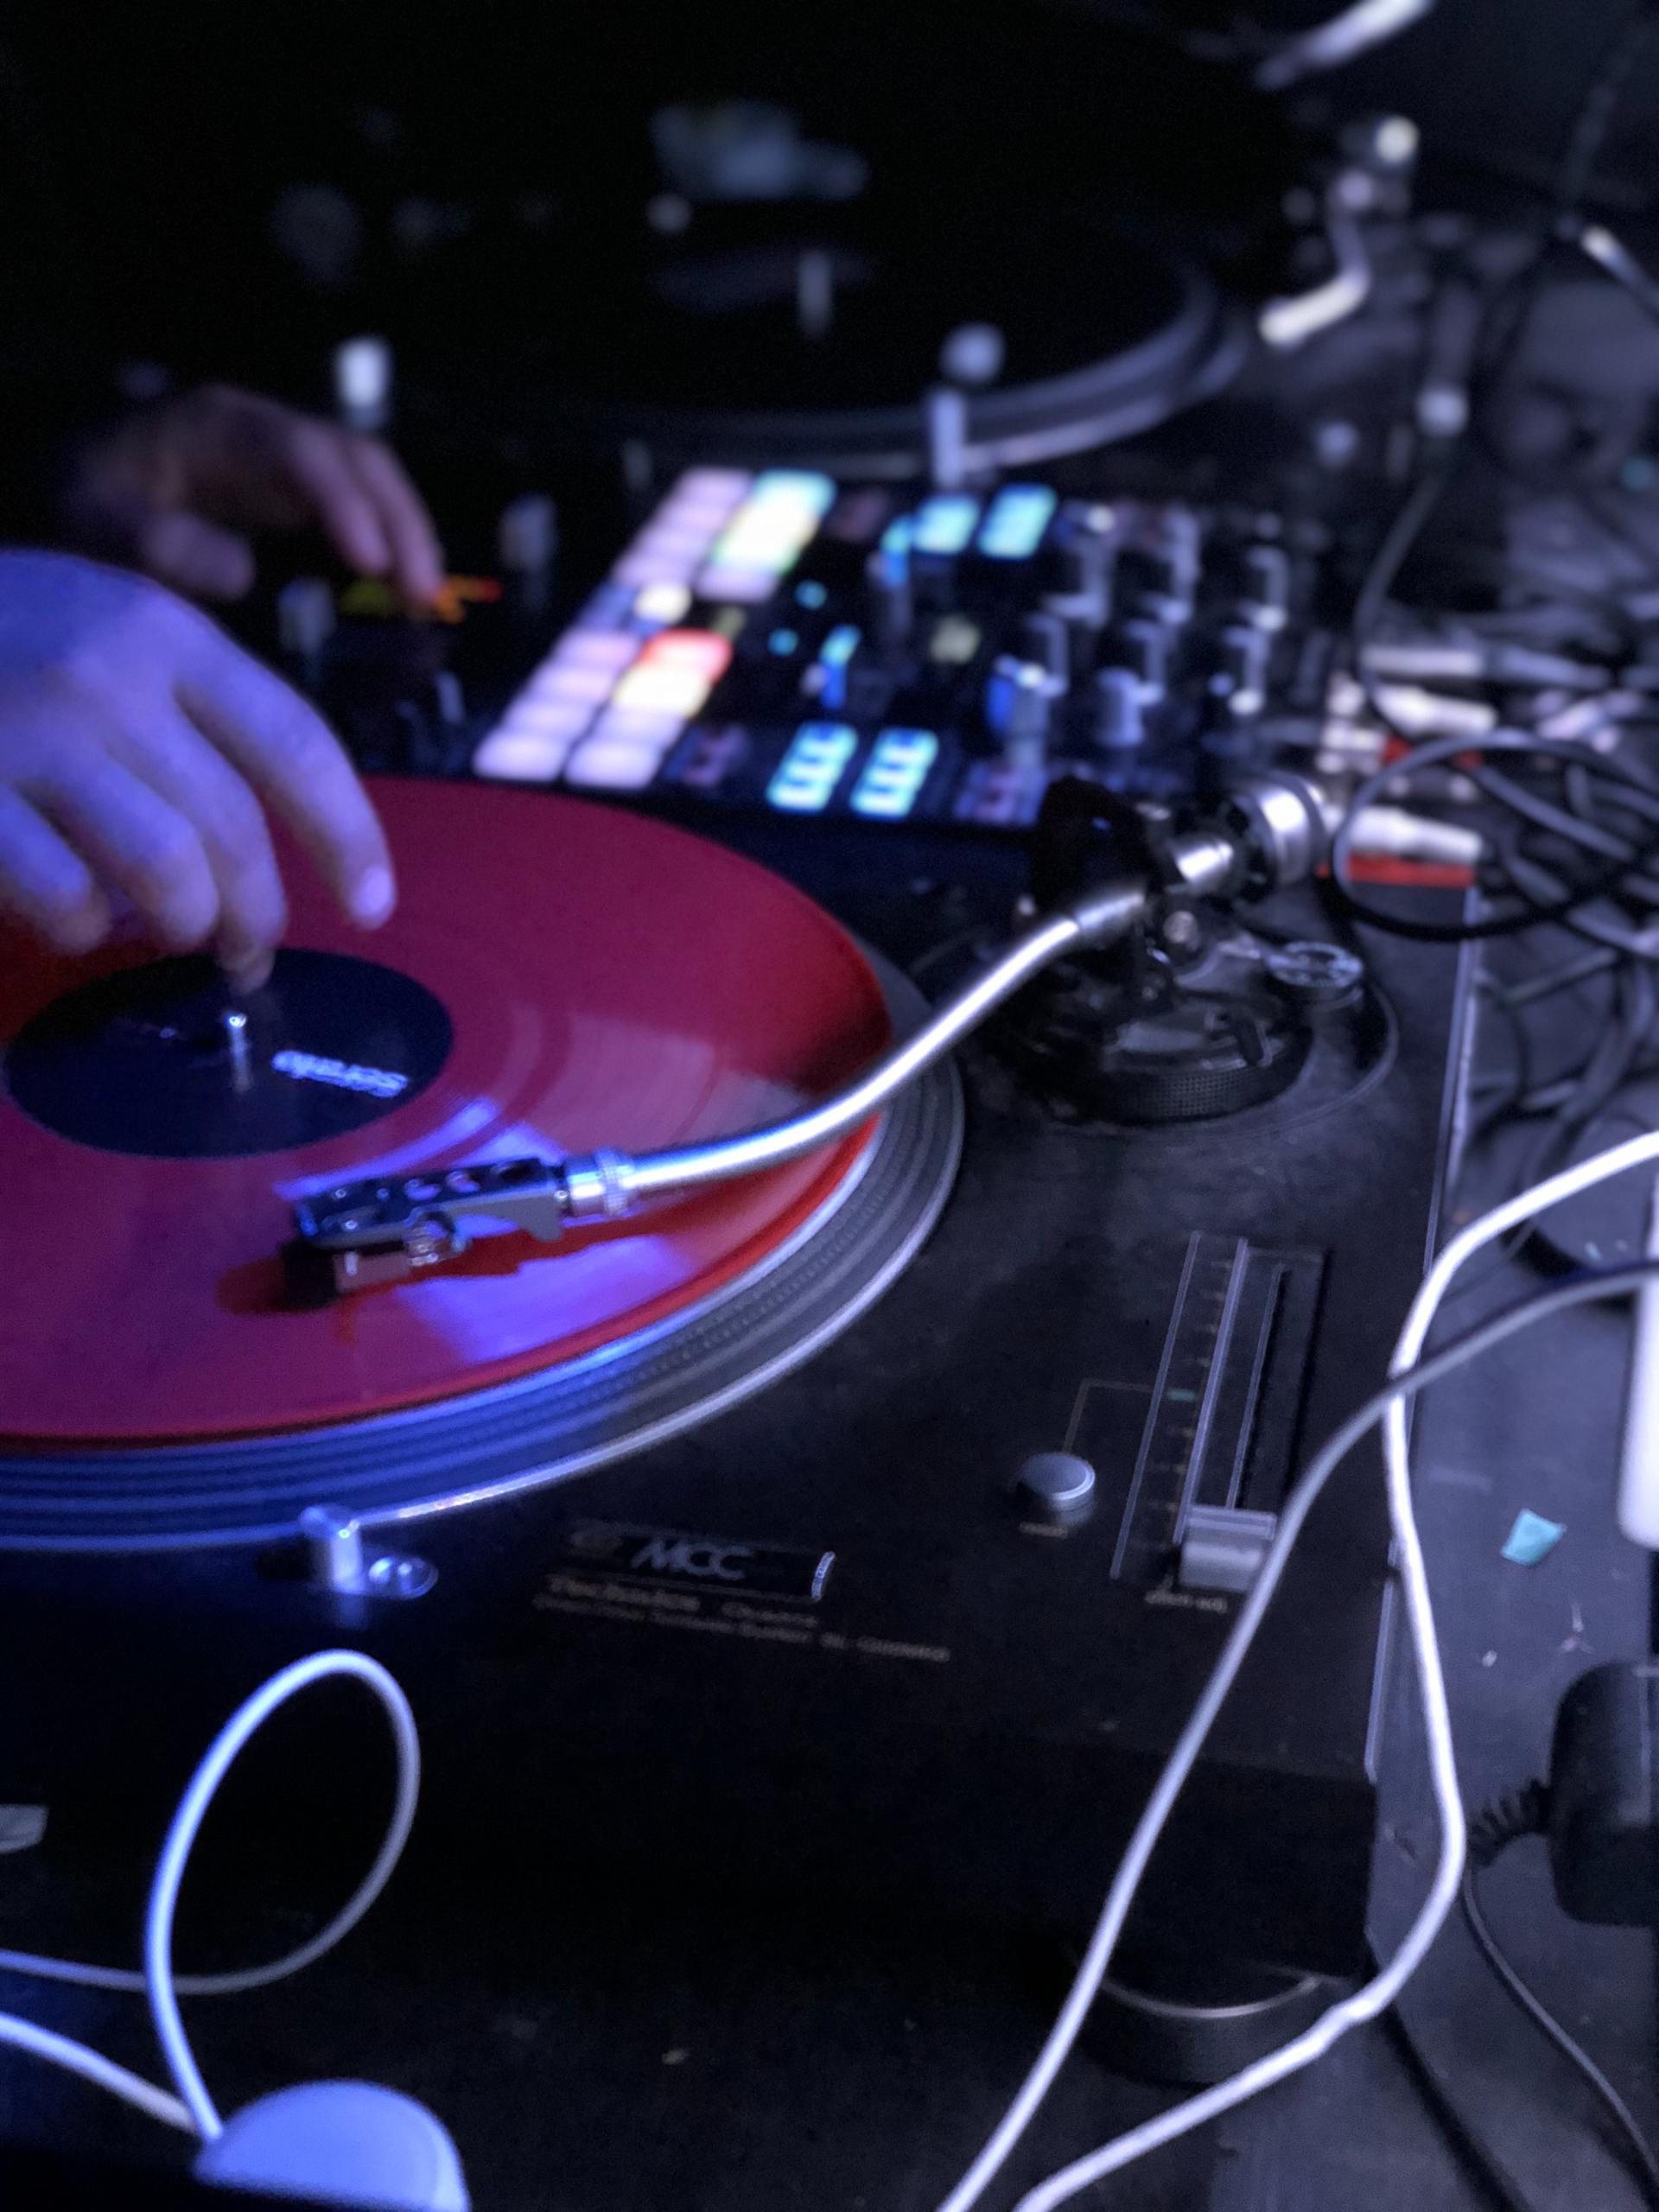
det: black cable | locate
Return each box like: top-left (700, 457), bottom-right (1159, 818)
top-left (1567, 759), bottom-right (1659, 828)
top-left (1554, 5), bottom-right (1659, 222)
top-left (1463, 1786), bottom-right (1659, 2202)
top-left (1470, 976), bottom-right (1540, 1138)
top-left (1475, 767), bottom-right (1638, 866)
top-left (1383, 2004), bottom-right (1544, 2212)
top-left (1500, 846), bottom-right (1659, 959)
top-left (1505, 957), bottom-right (1649, 1183)
top-left (1497, 946), bottom-right (1621, 1011)
top-left (1453, 954), bottom-right (1648, 1294)
top-left (1346, 4), bottom-right (1659, 719)
top-left (1332, 734), bottom-right (1659, 943)
top-left (1460, 1853), bottom-right (1659, 2207)
top-left (1412, 545), bottom-right (1644, 644)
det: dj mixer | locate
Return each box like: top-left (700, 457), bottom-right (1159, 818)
top-left (276, 465), bottom-right (1337, 838)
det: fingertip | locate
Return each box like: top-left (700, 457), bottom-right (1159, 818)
top-left (219, 940), bottom-right (276, 994)
top-left (404, 542), bottom-right (446, 606)
top-left (48, 891), bottom-right (115, 957)
top-left (400, 571), bottom-right (442, 613)
top-left (349, 861), bottom-right (397, 929)
top-left (289, 423), bottom-right (393, 578)
top-left (348, 527), bottom-right (393, 579)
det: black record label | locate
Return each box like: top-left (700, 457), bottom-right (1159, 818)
top-left (3, 949), bottom-right (452, 1159)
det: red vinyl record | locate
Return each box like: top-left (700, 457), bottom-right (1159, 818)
top-left (0, 783), bottom-right (890, 1444)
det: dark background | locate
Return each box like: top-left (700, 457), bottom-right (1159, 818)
top-left (2, 2), bottom-right (1654, 416)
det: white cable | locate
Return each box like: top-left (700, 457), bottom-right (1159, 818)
top-left (0, 1649), bottom-right (418, 2143)
top-left (1255, 0), bottom-right (1436, 89)
top-left (938, 1126), bottom-right (1659, 2212)
top-left (146, 1650), bottom-right (419, 2139)
top-left (0, 2012), bottom-right (194, 2133)
top-left (0, 1654), bottom-right (420, 2001)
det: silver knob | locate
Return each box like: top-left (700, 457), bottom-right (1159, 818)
top-left (1018, 610), bottom-right (1071, 683)
top-left (1014, 1452), bottom-right (1096, 1528)
top-left (984, 656), bottom-right (1062, 765)
top-left (865, 543), bottom-right (914, 652)
top-left (1092, 666), bottom-right (1146, 752)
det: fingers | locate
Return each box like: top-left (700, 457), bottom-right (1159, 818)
top-left (280, 419), bottom-right (395, 581)
top-left (111, 705), bottom-right (289, 977)
top-left (56, 383), bottom-right (444, 607)
top-left (28, 751), bottom-right (219, 953)
top-left (176, 630), bottom-right (396, 931)
top-left (340, 435), bottom-right (444, 603)
top-left (136, 512), bottom-right (257, 603)
top-left (219, 940), bottom-right (275, 994)
top-left (278, 417), bottom-right (444, 604)
top-left (0, 785), bottom-right (112, 954)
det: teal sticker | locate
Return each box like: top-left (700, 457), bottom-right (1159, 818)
top-left (1500, 1509), bottom-right (1566, 1567)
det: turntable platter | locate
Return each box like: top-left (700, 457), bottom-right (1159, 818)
top-left (0, 784), bottom-right (952, 1472)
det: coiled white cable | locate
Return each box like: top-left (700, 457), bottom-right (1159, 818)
top-left (0, 1648), bottom-right (419, 2139)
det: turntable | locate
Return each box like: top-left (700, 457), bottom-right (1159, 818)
top-left (0, 766), bottom-right (1471, 2045)
top-left (0, 782), bottom-right (956, 1534)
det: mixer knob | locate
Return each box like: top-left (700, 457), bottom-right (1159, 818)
top-left (1160, 505), bottom-right (1204, 578)
top-left (1044, 510), bottom-right (1115, 627)
top-left (499, 493), bottom-right (558, 578)
top-left (1116, 617), bottom-right (1172, 702)
top-left (1240, 543), bottom-right (1292, 632)
top-left (1131, 545), bottom-right (1197, 628)
top-left (984, 655), bottom-right (1063, 765)
top-left (865, 542), bottom-right (914, 654)
top-left (1018, 610), bottom-right (1071, 683)
top-left (1211, 625), bottom-right (1271, 719)
top-left (1090, 666), bottom-right (1146, 753)
top-left (1054, 534), bottom-right (1109, 607)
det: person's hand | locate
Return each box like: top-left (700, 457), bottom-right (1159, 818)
top-left (0, 550), bottom-right (395, 988)
top-left (54, 384), bottom-right (444, 607)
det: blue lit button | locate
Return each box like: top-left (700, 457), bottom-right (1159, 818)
top-left (768, 627), bottom-right (801, 656)
top-left (976, 485), bottom-right (1058, 561)
top-left (794, 579), bottom-right (829, 609)
top-left (816, 623), bottom-right (861, 710)
top-left (912, 495), bottom-right (981, 557)
top-left (751, 469), bottom-right (836, 516)
top-left (850, 784), bottom-right (916, 818)
top-left (849, 728), bottom-right (938, 819)
top-left (791, 729), bottom-right (858, 771)
top-left (767, 722), bottom-right (858, 812)
top-left (769, 772), bottom-right (838, 813)
top-left (871, 728), bottom-right (938, 772)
